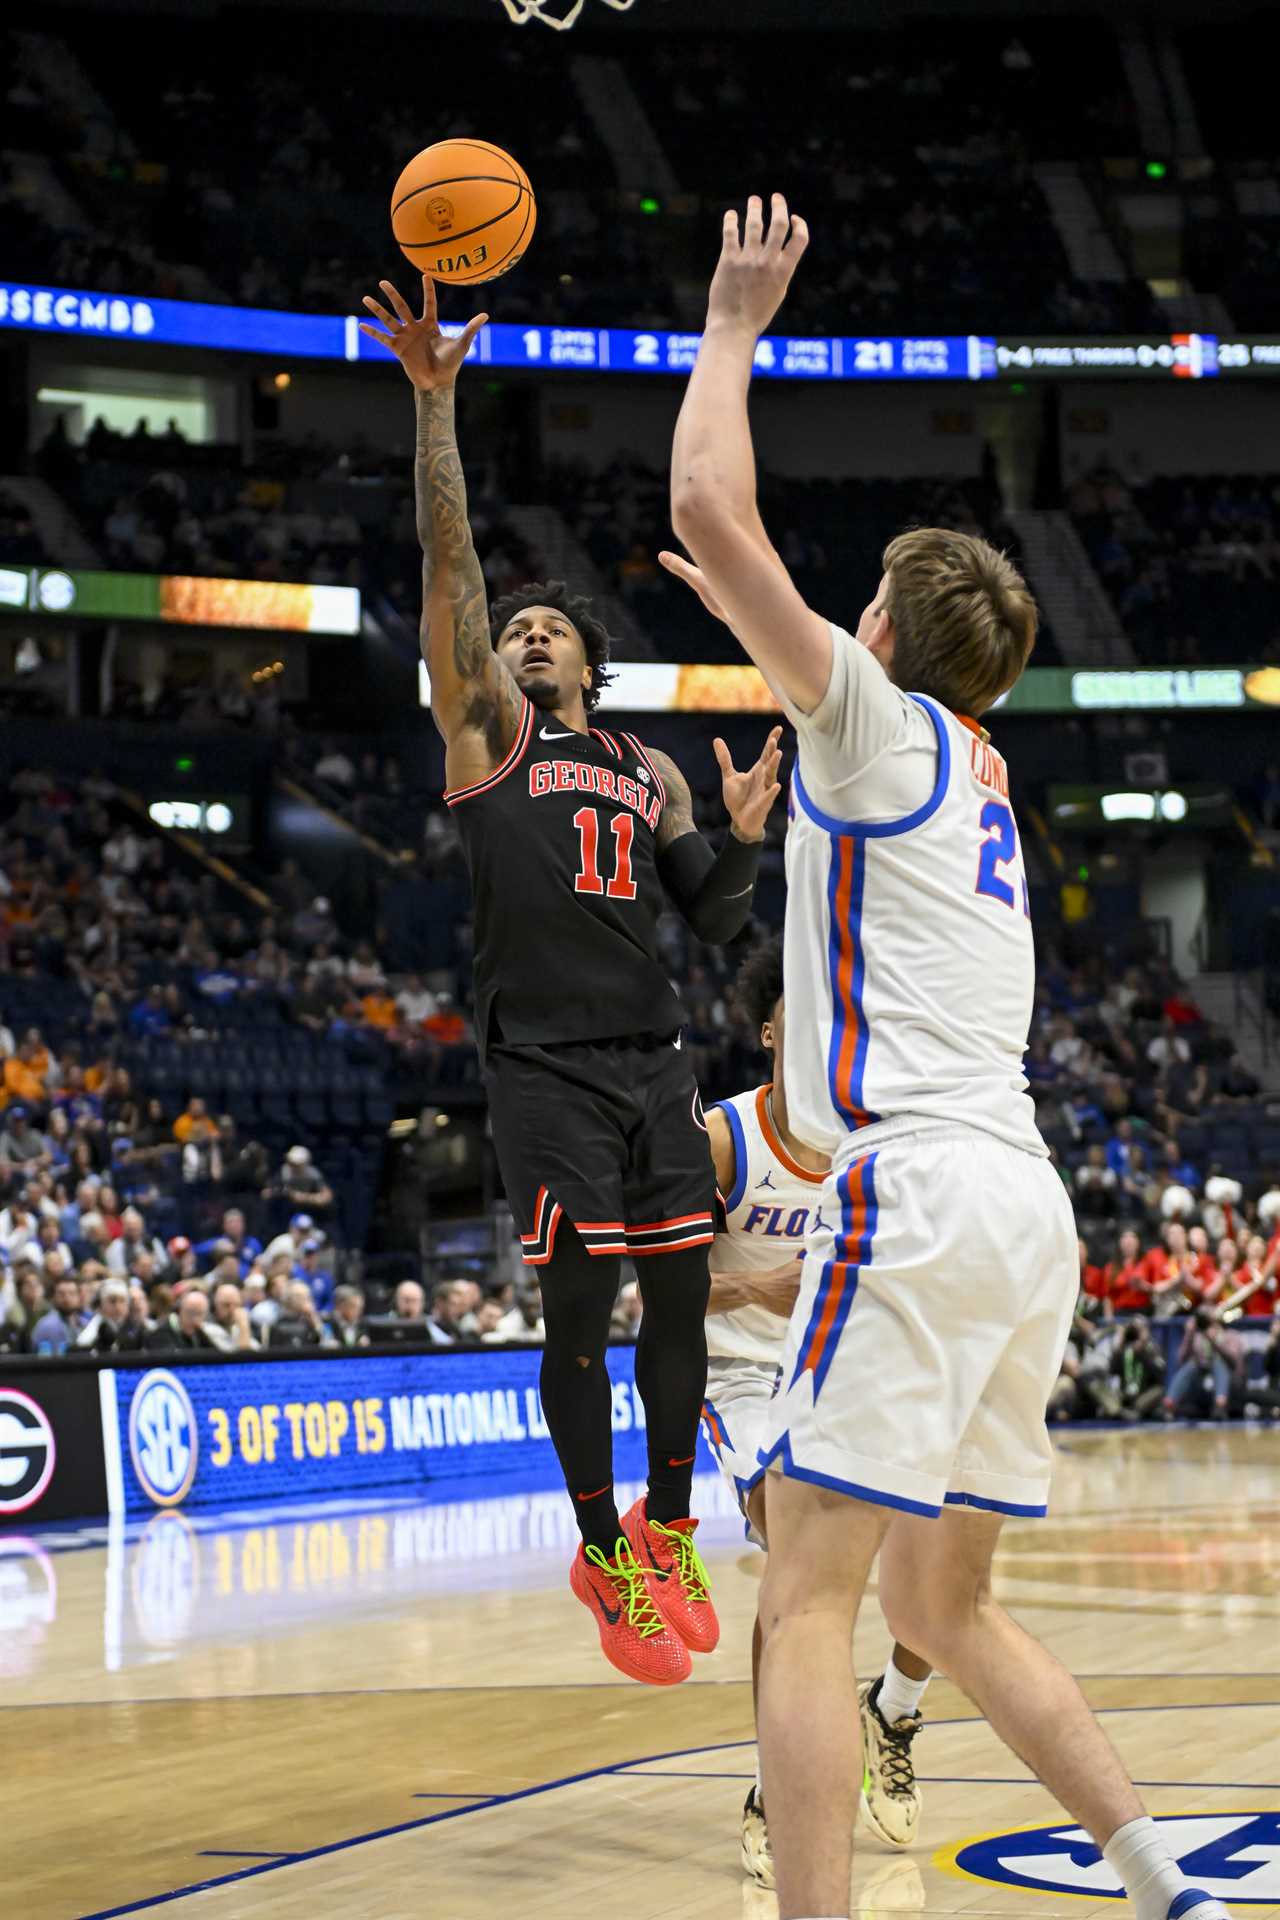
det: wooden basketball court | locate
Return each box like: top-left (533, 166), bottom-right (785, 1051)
top-left (7, 1426), bottom-right (1279, 1920)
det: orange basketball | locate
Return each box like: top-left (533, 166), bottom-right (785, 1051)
top-left (390, 138), bottom-right (536, 285)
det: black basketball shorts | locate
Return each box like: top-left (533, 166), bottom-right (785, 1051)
top-left (484, 1032), bottom-right (717, 1265)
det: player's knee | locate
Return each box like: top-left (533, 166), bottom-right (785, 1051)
top-left (880, 1565), bottom-right (993, 1663)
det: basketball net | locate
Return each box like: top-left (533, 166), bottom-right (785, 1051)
top-left (496, 0), bottom-right (635, 29)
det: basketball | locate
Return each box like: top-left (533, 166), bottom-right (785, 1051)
top-left (390, 138), bottom-right (536, 285)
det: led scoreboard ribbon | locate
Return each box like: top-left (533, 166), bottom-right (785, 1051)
top-left (6, 280), bottom-right (1280, 380)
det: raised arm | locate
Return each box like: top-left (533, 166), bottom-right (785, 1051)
top-left (645, 731), bottom-right (781, 946)
top-left (670, 194), bottom-right (832, 714)
top-left (360, 276), bottom-right (521, 777)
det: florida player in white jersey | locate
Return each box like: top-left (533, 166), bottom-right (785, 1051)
top-left (704, 935), bottom-right (934, 1890)
top-left (665, 192), bottom-right (1236, 1920)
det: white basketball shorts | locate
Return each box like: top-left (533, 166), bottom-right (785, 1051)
top-left (701, 1358), bottom-right (778, 1549)
top-left (756, 1123), bottom-right (1077, 1517)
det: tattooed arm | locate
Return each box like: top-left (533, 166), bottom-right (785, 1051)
top-left (360, 275), bottom-right (521, 779)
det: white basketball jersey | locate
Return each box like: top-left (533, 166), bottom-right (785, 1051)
top-left (707, 1084), bottom-right (830, 1365)
top-left (779, 623), bottom-right (1044, 1161)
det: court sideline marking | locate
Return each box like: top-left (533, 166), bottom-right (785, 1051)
top-left (69, 1704), bottom-right (1276, 1920)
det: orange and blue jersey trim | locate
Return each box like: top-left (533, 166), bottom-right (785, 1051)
top-left (825, 836), bottom-right (876, 1131)
top-left (790, 1152), bottom-right (878, 1401)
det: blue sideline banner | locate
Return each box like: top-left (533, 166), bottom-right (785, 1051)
top-left (102, 1347), bottom-right (650, 1515)
top-left (8, 277), bottom-right (1275, 382)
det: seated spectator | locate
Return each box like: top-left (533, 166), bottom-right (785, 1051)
top-left (347, 941), bottom-right (386, 992)
top-left (268, 1144), bottom-right (334, 1214)
top-left (327, 1283), bottom-right (369, 1349)
top-left (1147, 1017), bottom-right (1191, 1073)
top-left (32, 1273), bottom-right (88, 1355)
top-left (497, 1282), bottom-right (545, 1344)
top-left (262, 1212), bottom-right (316, 1266)
top-left (195, 1206), bottom-right (262, 1276)
top-left (145, 1288), bottom-right (219, 1351)
top-left (424, 1278), bottom-right (475, 1346)
top-left (293, 1235), bottom-right (335, 1312)
top-left (173, 1096), bottom-right (219, 1146)
top-left (475, 1298), bottom-right (508, 1342)
top-left (1073, 1146), bottom-right (1118, 1215)
top-left (1, 1265), bottom-right (47, 1353)
top-left (0, 1106), bottom-right (52, 1173)
top-left (75, 1277), bottom-right (147, 1352)
top-left (267, 1278), bottom-right (329, 1348)
top-left (205, 1279), bottom-right (258, 1352)
top-left (424, 991), bottom-right (468, 1050)
top-left (1159, 1138), bottom-right (1201, 1191)
top-left (395, 973), bottom-right (437, 1027)
top-left (3, 1034), bottom-right (52, 1110)
top-left (0, 1196), bottom-right (42, 1260)
top-left (25, 1215), bottom-right (74, 1269)
top-left (361, 983), bottom-right (399, 1030)
top-left (1110, 1316), bottom-right (1166, 1422)
top-left (248, 1260), bottom-right (294, 1333)
top-left (106, 1205), bottom-right (168, 1276)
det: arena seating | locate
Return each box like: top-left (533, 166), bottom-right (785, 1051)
top-left (1070, 464), bottom-right (1280, 664)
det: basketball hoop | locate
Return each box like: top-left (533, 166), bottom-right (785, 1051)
top-left (495, 0), bottom-right (635, 29)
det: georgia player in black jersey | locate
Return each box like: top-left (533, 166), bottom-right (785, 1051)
top-left (361, 275), bottom-right (782, 1686)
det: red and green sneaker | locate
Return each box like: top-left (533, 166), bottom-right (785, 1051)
top-left (621, 1496), bottom-right (720, 1654)
top-left (569, 1536), bottom-right (692, 1686)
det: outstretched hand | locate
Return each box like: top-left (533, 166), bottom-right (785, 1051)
top-left (706, 191), bottom-right (809, 338)
top-left (658, 549), bottom-right (732, 629)
top-left (358, 274), bottom-right (488, 391)
top-left (716, 727), bottom-right (783, 843)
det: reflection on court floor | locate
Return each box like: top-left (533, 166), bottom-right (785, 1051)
top-left (4, 1429), bottom-right (1280, 1920)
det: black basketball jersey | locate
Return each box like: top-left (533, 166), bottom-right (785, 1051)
top-left (447, 698), bottom-right (685, 1054)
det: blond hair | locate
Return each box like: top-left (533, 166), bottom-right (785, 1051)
top-left (881, 527), bottom-right (1037, 715)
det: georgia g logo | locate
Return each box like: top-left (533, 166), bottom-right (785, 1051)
top-left (0, 1389), bottom-right (56, 1513)
top-left (128, 1370), bottom-right (199, 1508)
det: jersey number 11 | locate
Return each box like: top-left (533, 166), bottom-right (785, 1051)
top-left (573, 808), bottom-right (638, 901)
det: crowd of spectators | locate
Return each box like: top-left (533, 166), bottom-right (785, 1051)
top-left (24, 413), bottom-right (545, 696)
top-left (1028, 944), bottom-right (1280, 1421)
top-left (1, 14), bottom-right (1183, 338)
top-left (1069, 461), bottom-right (1280, 666)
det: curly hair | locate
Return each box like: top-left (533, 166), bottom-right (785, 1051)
top-left (731, 930), bottom-right (784, 1043)
top-left (488, 579), bottom-right (615, 715)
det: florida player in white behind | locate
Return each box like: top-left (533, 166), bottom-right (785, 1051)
top-left (704, 934), bottom-right (934, 1890)
top-left (665, 191), bottom-right (1236, 1920)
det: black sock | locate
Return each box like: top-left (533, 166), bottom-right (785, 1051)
top-left (633, 1243), bottom-right (710, 1526)
top-left (538, 1223), bottom-right (623, 1555)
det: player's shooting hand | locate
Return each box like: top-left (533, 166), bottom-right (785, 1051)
top-left (657, 550), bottom-right (732, 629)
top-left (705, 192), bottom-right (809, 339)
top-left (716, 727), bottom-right (784, 843)
top-left (359, 274), bottom-right (488, 390)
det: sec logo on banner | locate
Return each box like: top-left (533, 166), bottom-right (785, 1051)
top-left (129, 1370), bottom-right (199, 1508)
top-left (0, 1389), bottom-right (56, 1513)
top-left (942, 1814), bottom-right (1280, 1904)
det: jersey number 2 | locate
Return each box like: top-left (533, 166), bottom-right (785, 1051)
top-left (975, 801), bottom-right (1029, 916)
top-left (573, 807), bottom-right (637, 901)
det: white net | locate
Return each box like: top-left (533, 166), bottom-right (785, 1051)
top-left (495, 0), bottom-right (635, 29)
